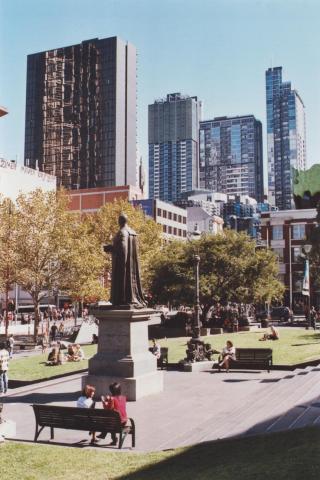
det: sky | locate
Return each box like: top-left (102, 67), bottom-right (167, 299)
top-left (0, 0), bottom-right (319, 180)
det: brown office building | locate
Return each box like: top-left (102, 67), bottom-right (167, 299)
top-left (24, 37), bottom-right (137, 190)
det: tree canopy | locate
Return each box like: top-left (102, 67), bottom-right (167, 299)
top-left (149, 229), bottom-right (284, 313)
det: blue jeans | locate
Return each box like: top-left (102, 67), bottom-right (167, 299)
top-left (0, 370), bottom-right (8, 393)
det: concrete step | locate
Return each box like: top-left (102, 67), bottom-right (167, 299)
top-left (290, 404), bottom-right (320, 429)
top-left (266, 405), bottom-right (307, 432)
top-left (215, 368), bottom-right (320, 438)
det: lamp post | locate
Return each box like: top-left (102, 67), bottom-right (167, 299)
top-left (302, 244), bottom-right (312, 329)
top-left (188, 225), bottom-right (202, 340)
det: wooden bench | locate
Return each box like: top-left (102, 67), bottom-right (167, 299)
top-left (229, 348), bottom-right (273, 372)
top-left (32, 404), bottom-right (135, 449)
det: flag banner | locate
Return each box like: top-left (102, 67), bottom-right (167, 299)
top-left (302, 259), bottom-right (310, 296)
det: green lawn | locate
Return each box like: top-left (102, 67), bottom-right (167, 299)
top-left (1, 427), bottom-right (320, 479)
top-left (8, 328), bottom-right (320, 382)
top-left (156, 328), bottom-right (320, 365)
top-left (9, 345), bottom-right (97, 381)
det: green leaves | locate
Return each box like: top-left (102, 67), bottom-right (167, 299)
top-left (149, 230), bottom-right (284, 309)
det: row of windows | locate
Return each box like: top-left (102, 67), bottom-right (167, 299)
top-left (157, 208), bottom-right (187, 224)
top-left (163, 225), bottom-right (187, 237)
top-left (272, 224), bottom-right (306, 241)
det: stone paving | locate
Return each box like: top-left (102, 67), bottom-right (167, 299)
top-left (1, 368), bottom-right (287, 452)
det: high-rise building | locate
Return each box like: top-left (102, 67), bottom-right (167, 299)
top-left (24, 37), bottom-right (137, 190)
top-left (148, 93), bottom-right (201, 202)
top-left (266, 66), bottom-right (306, 210)
top-left (199, 115), bottom-right (264, 202)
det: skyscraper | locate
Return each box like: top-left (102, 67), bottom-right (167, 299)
top-left (24, 37), bottom-right (137, 190)
top-left (148, 93), bottom-right (201, 202)
top-left (199, 115), bottom-right (264, 202)
top-left (266, 66), bottom-right (306, 210)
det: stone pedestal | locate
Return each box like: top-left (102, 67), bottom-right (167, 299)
top-left (83, 307), bottom-right (163, 401)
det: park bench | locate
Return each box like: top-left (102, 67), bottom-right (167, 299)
top-left (31, 404), bottom-right (135, 449)
top-left (149, 346), bottom-right (168, 369)
top-left (230, 348), bottom-right (273, 372)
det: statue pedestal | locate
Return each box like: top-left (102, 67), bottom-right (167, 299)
top-left (83, 307), bottom-right (163, 401)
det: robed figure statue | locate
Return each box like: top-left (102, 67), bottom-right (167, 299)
top-left (104, 213), bottom-right (146, 308)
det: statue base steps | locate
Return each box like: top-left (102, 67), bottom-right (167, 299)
top-left (83, 371), bottom-right (163, 401)
top-left (183, 360), bottom-right (213, 372)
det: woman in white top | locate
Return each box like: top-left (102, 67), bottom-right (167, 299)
top-left (77, 384), bottom-right (95, 408)
top-left (77, 385), bottom-right (96, 444)
top-left (219, 340), bottom-right (236, 372)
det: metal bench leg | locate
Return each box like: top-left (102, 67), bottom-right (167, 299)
top-left (34, 424), bottom-right (45, 442)
top-left (50, 427), bottom-right (54, 439)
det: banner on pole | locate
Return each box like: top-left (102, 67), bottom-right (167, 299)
top-left (302, 259), bottom-right (310, 296)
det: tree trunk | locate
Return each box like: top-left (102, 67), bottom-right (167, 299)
top-left (32, 296), bottom-right (40, 342)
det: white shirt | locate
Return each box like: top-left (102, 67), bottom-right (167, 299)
top-left (77, 396), bottom-right (93, 408)
top-left (222, 346), bottom-right (236, 358)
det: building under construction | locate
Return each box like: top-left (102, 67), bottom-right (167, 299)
top-left (24, 37), bottom-right (137, 190)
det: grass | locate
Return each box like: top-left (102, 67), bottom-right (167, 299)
top-left (156, 328), bottom-right (320, 365)
top-left (1, 427), bottom-right (320, 479)
top-left (9, 345), bottom-right (97, 381)
top-left (8, 328), bottom-right (320, 382)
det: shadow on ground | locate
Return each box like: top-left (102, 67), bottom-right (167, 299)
top-left (1, 391), bottom-right (80, 404)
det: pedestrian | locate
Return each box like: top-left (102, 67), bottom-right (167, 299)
top-left (58, 321), bottom-right (64, 338)
top-left (50, 322), bottom-right (58, 341)
top-left (6, 334), bottom-right (14, 359)
top-left (0, 341), bottom-right (9, 395)
top-left (310, 306), bottom-right (317, 331)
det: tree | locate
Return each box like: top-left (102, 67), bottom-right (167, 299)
top-left (88, 199), bottom-right (162, 299)
top-left (66, 215), bottom-right (106, 310)
top-left (0, 198), bottom-right (18, 336)
top-left (14, 189), bottom-right (79, 338)
top-left (149, 230), bottom-right (284, 316)
top-left (308, 202), bottom-right (320, 293)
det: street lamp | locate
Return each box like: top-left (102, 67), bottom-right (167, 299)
top-left (188, 225), bottom-right (202, 340)
top-left (302, 244), bottom-right (312, 329)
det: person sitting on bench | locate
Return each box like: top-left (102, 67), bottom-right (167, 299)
top-left (218, 340), bottom-right (236, 372)
top-left (97, 382), bottom-right (128, 445)
top-left (77, 384), bottom-right (96, 444)
top-left (151, 338), bottom-right (161, 359)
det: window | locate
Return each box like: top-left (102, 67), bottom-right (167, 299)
top-left (272, 225), bottom-right (283, 240)
top-left (163, 225), bottom-right (167, 233)
top-left (157, 208), bottom-right (162, 217)
top-left (168, 212), bottom-right (172, 220)
top-left (272, 248), bottom-right (284, 262)
top-left (173, 214), bottom-right (177, 222)
top-left (168, 226), bottom-right (172, 234)
top-left (292, 224), bottom-right (305, 240)
top-left (292, 247), bottom-right (303, 263)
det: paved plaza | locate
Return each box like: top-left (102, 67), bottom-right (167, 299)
top-left (3, 365), bottom-right (320, 452)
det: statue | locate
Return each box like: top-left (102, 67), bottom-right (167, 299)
top-left (104, 213), bottom-right (146, 309)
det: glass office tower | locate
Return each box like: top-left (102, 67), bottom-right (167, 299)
top-left (148, 93), bottom-right (201, 202)
top-left (266, 66), bottom-right (306, 210)
top-left (24, 37), bottom-right (137, 189)
top-left (199, 115), bottom-right (264, 202)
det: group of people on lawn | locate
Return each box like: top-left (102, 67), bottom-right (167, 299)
top-left (77, 382), bottom-right (127, 446)
top-left (46, 343), bottom-right (85, 366)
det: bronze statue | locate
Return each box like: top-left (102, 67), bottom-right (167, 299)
top-left (104, 213), bottom-right (146, 309)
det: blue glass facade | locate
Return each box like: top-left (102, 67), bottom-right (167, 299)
top-left (199, 115), bottom-right (264, 202)
top-left (266, 67), bottom-right (306, 210)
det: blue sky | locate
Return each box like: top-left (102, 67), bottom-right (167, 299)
top-left (1, 0), bottom-right (319, 177)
